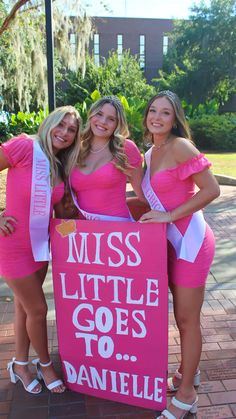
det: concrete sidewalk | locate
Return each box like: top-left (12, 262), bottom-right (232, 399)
top-left (0, 185), bottom-right (235, 418)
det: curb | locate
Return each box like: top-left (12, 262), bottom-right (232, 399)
top-left (215, 174), bottom-right (236, 186)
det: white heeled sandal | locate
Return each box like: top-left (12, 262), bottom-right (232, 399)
top-left (7, 357), bottom-right (42, 394)
top-left (167, 368), bottom-right (200, 392)
top-left (156, 396), bottom-right (198, 418)
top-left (32, 358), bottom-right (65, 393)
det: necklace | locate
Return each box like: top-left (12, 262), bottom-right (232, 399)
top-left (153, 137), bottom-right (172, 150)
top-left (90, 142), bottom-right (109, 154)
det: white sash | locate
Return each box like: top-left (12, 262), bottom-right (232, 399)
top-left (142, 148), bottom-right (206, 262)
top-left (69, 180), bottom-right (133, 222)
top-left (29, 141), bottom-right (51, 261)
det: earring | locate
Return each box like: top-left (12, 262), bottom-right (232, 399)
top-left (173, 123), bottom-right (177, 129)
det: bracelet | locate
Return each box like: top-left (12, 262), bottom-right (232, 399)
top-left (168, 211), bottom-right (172, 223)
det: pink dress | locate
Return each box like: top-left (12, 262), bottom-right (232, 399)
top-left (0, 135), bottom-right (64, 279)
top-left (150, 153), bottom-right (215, 288)
top-left (70, 139), bottom-right (142, 218)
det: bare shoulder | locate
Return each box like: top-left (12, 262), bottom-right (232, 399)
top-left (172, 137), bottom-right (200, 164)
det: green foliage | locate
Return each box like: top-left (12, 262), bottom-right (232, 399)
top-left (56, 52), bottom-right (155, 108)
top-left (57, 50), bottom-right (155, 147)
top-left (154, 0), bottom-right (236, 107)
top-left (0, 109), bottom-right (47, 143)
top-left (120, 96), bottom-right (147, 149)
top-left (183, 99), bottom-right (219, 119)
top-left (190, 114), bottom-right (236, 151)
top-left (0, 1), bottom-right (92, 112)
top-left (0, 4), bottom-right (47, 112)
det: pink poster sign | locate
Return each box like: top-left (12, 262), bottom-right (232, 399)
top-left (50, 219), bottom-right (168, 411)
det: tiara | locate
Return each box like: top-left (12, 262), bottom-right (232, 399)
top-left (158, 90), bottom-right (176, 99)
top-left (103, 95), bottom-right (123, 110)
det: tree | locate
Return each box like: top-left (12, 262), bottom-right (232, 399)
top-left (0, 0), bottom-right (29, 36)
top-left (155, 0), bottom-right (236, 107)
top-left (0, 1), bottom-right (93, 111)
top-left (56, 51), bottom-right (155, 107)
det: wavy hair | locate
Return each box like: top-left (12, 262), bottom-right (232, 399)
top-left (143, 90), bottom-right (193, 145)
top-left (33, 106), bottom-right (81, 186)
top-left (78, 96), bottom-right (130, 173)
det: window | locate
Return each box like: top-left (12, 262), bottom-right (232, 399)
top-left (94, 33), bottom-right (100, 66)
top-left (117, 34), bottom-right (123, 60)
top-left (163, 35), bottom-right (168, 55)
top-left (139, 35), bottom-right (145, 69)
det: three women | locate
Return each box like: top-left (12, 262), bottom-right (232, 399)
top-left (1, 92), bottom-right (220, 418)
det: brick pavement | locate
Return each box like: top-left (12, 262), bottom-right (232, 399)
top-left (0, 185), bottom-right (235, 418)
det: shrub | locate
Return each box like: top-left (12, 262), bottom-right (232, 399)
top-left (57, 52), bottom-right (155, 108)
top-left (0, 110), bottom-right (47, 143)
top-left (189, 114), bottom-right (236, 151)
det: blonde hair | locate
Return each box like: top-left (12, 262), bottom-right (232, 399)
top-left (143, 90), bottom-right (193, 144)
top-left (33, 105), bottom-right (81, 185)
top-left (78, 96), bottom-right (130, 173)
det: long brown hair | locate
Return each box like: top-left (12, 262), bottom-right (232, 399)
top-left (143, 90), bottom-right (193, 144)
top-left (78, 96), bottom-right (131, 173)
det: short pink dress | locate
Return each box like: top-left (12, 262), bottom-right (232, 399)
top-left (0, 135), bottom-right (64, 279)
top-left (70, 139), bottom-right (142, 218)
top-left (150, 153), bottom-right (215, 288)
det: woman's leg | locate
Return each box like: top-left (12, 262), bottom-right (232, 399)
top-left (6, 266), bottom-right (65, 393)
top-left (173, 285), bottom-right (204, 389)
top-left (14, 265), bottom-right (47, 358)
top-left (11, 296), bottom-right (43, 392)
top-left (14, 296), bottom-right (30, 360)
top-left (161, 284), bottom-right (204, 418)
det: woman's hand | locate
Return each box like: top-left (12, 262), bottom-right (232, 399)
top-left (0, 213), bottom-right (17, 236)
top-left (139, 210), bottom-right (171, 223)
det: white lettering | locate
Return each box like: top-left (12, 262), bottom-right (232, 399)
top-left (125, 232), bottom-right (141, 266)
top-left (62, 363), bottom-right (164, 402)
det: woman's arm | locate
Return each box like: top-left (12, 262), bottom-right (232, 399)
top-left (170, 169), bottom-right (220, 222)
top-left (139, 168), bottom-right (220, 223)
top-left (139, 139), bottom-right (220, 223)
top-left (0, 148), bottom-right (17, 235)
top-left (0, 148), bottom-right (10, 171)
top-left (128, 164), bottom-right (147, 203)
top-left (54, 199), bottom-right (80, 219)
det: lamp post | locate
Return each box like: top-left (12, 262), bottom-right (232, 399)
top-left (45, 0), bottom-right (55, 112)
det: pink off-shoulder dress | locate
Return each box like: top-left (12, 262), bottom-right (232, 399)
top-left (0, 135), bottom-right (64, 279)
top-left (70, 139), bottom-right (142, 218)
top-left (150, 153), bottom-right (215, 288)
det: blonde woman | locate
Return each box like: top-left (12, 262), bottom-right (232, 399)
top-left (140, 91), bottom-right (220, 418)
top-left (0, 106), bottom-right (81, 394)
top-left (69, 96), bottom-right (145, 221)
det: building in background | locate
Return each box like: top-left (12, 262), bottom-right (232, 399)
top-left (90, 17), bottom-right (173, 82)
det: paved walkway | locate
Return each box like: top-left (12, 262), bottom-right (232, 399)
top-left (0, 185), bottom-right (235, 419)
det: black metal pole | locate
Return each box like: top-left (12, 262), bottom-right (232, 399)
top-left (45, 0), bottom-right (55, 112)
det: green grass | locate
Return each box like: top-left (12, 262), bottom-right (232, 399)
top-left (205, 153), bottom-right (236, 178)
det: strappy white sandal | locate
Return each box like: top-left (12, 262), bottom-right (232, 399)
top-left (7, 357), bottom-right (42, 394)
top-left (156, 396), bottom-right (198, 418)
top-left (32, 358), bottom-right (65, 393)
top-left (167, 368), bottom-right (200, 391)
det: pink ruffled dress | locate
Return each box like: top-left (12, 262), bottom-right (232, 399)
top-left (150, 153), bottom-right (215, 287)
top-left (70, 139), bottom-right (142, 218)
top-left (0, 135), bottom-right (64, 279)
